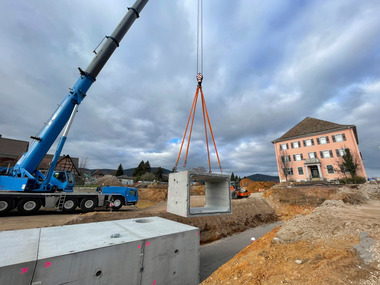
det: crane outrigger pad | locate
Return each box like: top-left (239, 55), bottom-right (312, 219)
top-left (167, 171), bottom-right (231, 217)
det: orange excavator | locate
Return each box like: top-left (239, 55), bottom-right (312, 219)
top-left (230, 180), bottom-right (250, 199)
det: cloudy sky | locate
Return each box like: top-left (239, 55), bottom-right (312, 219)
top-left (0, 0), bottom-right (379, 177)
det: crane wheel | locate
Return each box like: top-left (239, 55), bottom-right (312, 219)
top-left (0, 199), bottom-right (15, 216)
top-left (110, 196), bottom-right (123, 211)
top-left (80, 198), bottom-right (97, 213)
top-left (17, 199), bottom-right (42, 215)
top-left (62, 198), bottom-right (78, 213)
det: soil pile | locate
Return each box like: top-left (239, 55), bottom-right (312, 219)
top-left (202, 184), bottom-right (380, 284)
top-left (239, 178), bottom-right (277, 193)
top-left (95, 175), bottom-right (123, 187)
top-left (63, 194), bottom-right (277, 244)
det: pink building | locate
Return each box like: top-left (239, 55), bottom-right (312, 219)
top-left (272, 117), bottom-right (367, 182)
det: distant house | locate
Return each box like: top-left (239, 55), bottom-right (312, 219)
top-left (117, 175), bottom-right (134, 185)
top-left (272, 117), bottom-right (367, 182)
top-left (0, 134), bottom-right (29, 167)
top-left (92, 169), bottom-right (105, 179)
top-left (0, 135), bottom-right (80, 175)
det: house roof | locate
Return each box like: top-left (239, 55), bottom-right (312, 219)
top-left (272, 117), bottom-right (358, 143)
top-left (0, 135), bottom-right (28, 158)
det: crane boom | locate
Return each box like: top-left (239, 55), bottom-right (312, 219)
top-left (14, 0), bottom-right (149, 175)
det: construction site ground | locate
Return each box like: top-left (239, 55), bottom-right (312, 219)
top-left (1, 183), bottom-right (379, 284)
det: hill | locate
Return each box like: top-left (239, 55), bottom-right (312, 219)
top-left (246, 173), bottom-right (279, 182)
top-left (88, 167), bottom-right (171, 177)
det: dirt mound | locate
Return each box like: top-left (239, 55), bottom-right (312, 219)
top-left (247, 181), bottom-right (277, 193)
top-left (202, 184), bottom-right (380, 284)
top-left (63, 194), bottom-right (277, 244)
top-left (138, 188), bottom-right (168, 202)
top-left (95, 175), bottom-right (123, 187)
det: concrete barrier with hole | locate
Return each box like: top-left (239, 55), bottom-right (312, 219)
top-left (0, 217), bottom-right (199, 285)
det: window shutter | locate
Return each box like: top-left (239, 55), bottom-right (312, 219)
top-left (320, 151), bottom-right (323, 158)
top-left (298, 141), bottom-right (301, 147)
top-left (291, 142), bottom-right (294, 149)
top-left (335, 149), bottom-right (340, 157)
top-left (316, 138), bottom-right (320, 145)
top-left (311, 139), bottom-right (315, 145)
top-left (293, 154), bottom-right (296, 161)
top-left (288, 155), bottom-right (291, 161)
top-left (342, 134), bottom-right (346, 141)
top-left (332, 135), bottom-right (336, 142)
top-left (329, 150), bottom-right (333, 157)
top-left (326, 136), bottom-right (330, 143)
top-left (303, 140), bottom-right (306, 146)
top-left (281, 156), bottom-right (284, 163)
top-left (314, 152), bottom-right (317, 158)
top-left (301, 153), bottom-right (304, 160)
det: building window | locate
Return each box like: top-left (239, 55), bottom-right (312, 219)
top-left (326, 165), bottom-right (334, 174)
top-left (336, 148), bottom-right (347, 157)
top-left (280, 143), bottom-right (288, 150)
top-left (291, 141), bottom-right (300, 149)
top-left (317, 136), bottom-right (330, 145)
top-left (320, 150), bottom-right (333, 158)
top-left (332, 133), bottom-right (346, 142)
top-left (308, 152), bottom-right (317, 159)
top-left (282, 155), bottom-right (291, 163)
top-left (298, 167), bottom-right (304, 175)
top-left (293, 154), bottom-right (303, 161)
top-left (303, 139), bottom-right (314, 147)
top-left (286, 168), bottom-right (293, 175)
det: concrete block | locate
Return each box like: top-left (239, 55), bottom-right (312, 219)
top-left (0, 217), bottom-right (199, 285)
top-left (167, 171), bottom-right (231, 217)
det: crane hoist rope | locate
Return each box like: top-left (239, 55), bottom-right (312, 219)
top-left (174, 0), bottom-right (222, 173)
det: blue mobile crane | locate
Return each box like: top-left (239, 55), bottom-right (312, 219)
top-left (0, 0), bottom-right (149, 215)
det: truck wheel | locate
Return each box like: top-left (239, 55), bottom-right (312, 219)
top-left (232, 191), bottom-right (238, 199)
top-left (80, 198), bottom-right (97, 213)
top-left (111, 197), bottom-right (123, 211)
top-left (0, 199), bottom-right (15, 215)
top-left (17, 199), bottom-right (42, 215)
top-left (62, 198), bottom-right (78, 213)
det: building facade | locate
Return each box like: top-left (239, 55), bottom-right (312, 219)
top-left (272, 117), bottom-right (367, 182)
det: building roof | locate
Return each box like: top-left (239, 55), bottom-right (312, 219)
top-left (272, 117), bottom-right (358, 143)
top-left (0, 135), bottom-right (29, 158)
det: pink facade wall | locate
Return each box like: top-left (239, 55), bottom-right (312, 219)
top-left (274, 128), bottom-right (367, 182)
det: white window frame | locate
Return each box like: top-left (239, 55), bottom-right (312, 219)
top-left (292, 141), bottom-right (299, 149)
top-left (326, 165), bottom-right (334, 174)
top-left (322, 150), bottom-right (331, 158)
top-left (308, 152), bottom-right (315, 159)
top-left (319, 136), bottom-right (327, 144)
top-left (305, 139), bottom-right (313, 147)
top-left (286, 168), bottom-right (293, 175)
top-left (337, 148), bottom-right (346, 157)
top-left (280, 143), bottom-right (288, 150)
top-left (298, 167), bottom-right (304, 175)
top-left (334, 134), bottom-right (344, 142)
top-left (294, 154), bottom-right (302, 161)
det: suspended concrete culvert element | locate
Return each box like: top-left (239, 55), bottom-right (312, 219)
top-left (167, 170), bottom-right (232, 218)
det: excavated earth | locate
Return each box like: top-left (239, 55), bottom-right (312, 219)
top-left (201, 183), bottom-right (380, 284)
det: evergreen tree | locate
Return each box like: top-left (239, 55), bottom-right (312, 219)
top-left (342, 149), bottom-right (358, 177)
top-left (145, 161), bottom-right (151, 173)
top-left (230, 172), bottom-right (235, 181)
top-left (133, 160), bottom-right (146, 177)
top-left (154, 167), bottom-right (163, 180)
top-left (116, 163), bottom-right (124, 176)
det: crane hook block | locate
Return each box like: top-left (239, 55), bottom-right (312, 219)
top-left (196, 73), bottom-right (203, 85)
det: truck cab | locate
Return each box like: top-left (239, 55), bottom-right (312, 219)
top-left (99, 186), bottom-right (139, 210)
top-left (51, 171), bottom-right (75, 192)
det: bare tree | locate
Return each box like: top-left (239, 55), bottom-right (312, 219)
top-left (277, 150), bottom-right (293, 182)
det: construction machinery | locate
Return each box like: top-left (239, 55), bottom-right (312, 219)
top-left (0, 0), bottom-right (148, 215)
top-left (230, 181), bottom-right (250, 199)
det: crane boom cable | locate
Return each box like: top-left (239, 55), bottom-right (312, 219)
top-left (184, 86), bottom-right (200, 167)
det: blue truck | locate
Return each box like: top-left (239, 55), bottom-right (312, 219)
top-left (0, 0), bottom-right (148, 215)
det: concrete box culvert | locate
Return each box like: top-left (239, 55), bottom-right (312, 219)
top-left (0, 217), bottom-right (200, 285)
top-left (167, 171), bottom-right (232, 217)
